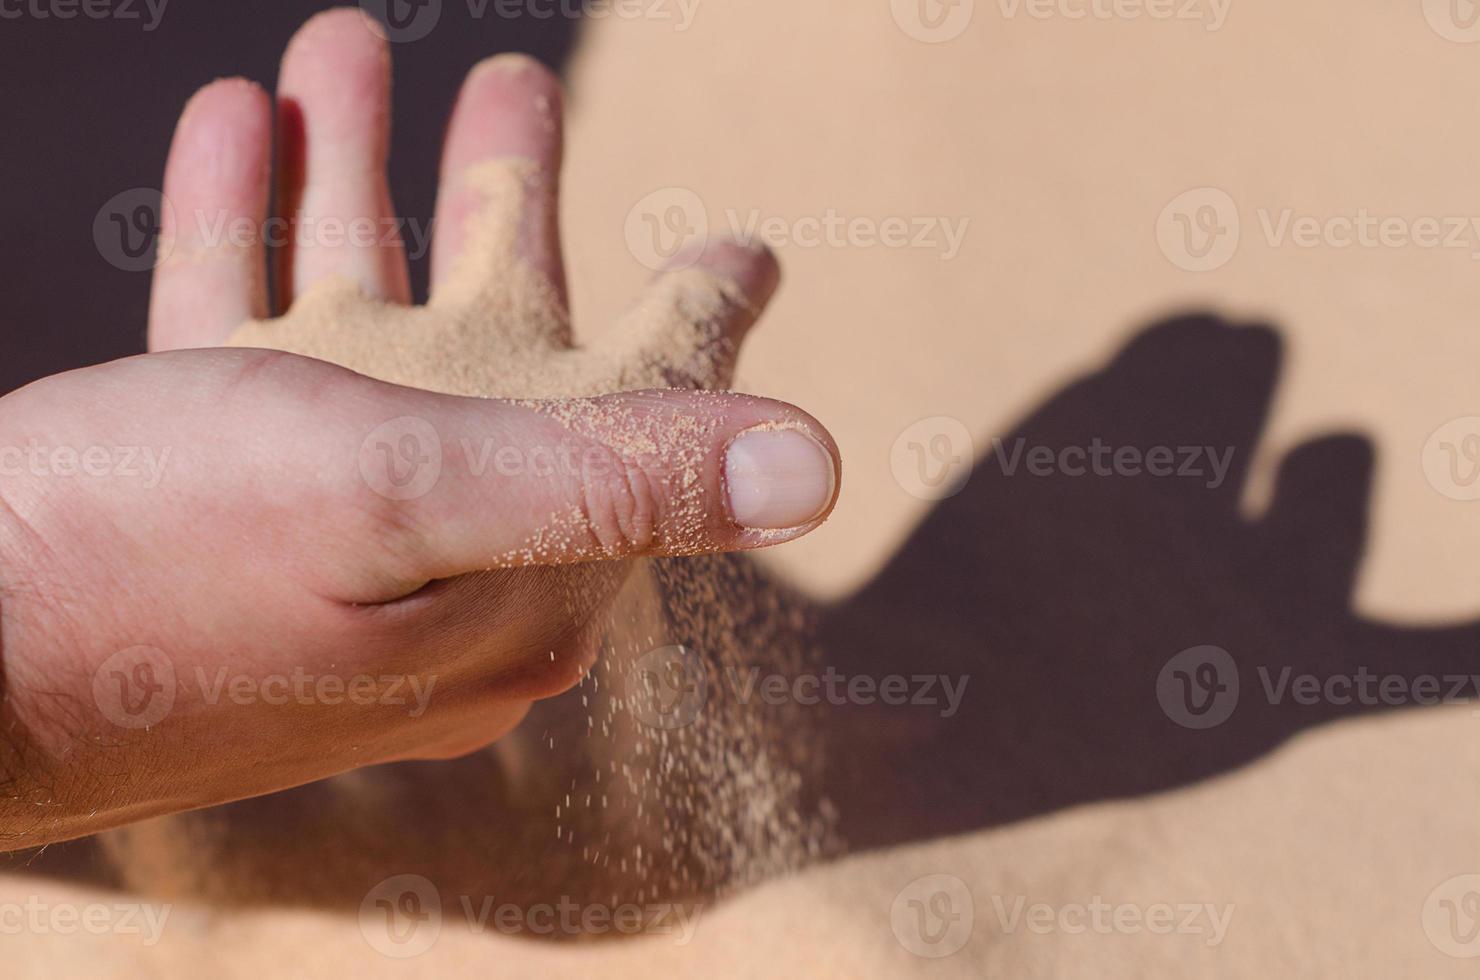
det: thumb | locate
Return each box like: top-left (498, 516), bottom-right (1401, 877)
top-left (338, 385), bottom-right (840, 591)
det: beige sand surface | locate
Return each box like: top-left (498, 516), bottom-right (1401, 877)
top-left (558, 0), bottom-right (1480, 620)
top-left (8, 706), bottom-right (1474, 978)
top-left (8, 1), bottom-right (1480, 975)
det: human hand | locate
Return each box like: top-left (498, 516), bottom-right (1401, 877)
top-left (0, 10), bottom-right (838, 849)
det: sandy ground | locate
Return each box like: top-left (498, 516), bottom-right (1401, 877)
top-left (9, 0), bottom-right (1480, 975)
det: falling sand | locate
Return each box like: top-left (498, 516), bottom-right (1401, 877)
top-left (96, 156), bottom-right (837, 921)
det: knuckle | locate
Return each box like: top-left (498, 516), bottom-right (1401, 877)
top-left (218, 349), bottom-right (348, 423)
top-left (356, 491), bottom-right (436, 583)
top-left (577, 447), bottom-right (659, 558)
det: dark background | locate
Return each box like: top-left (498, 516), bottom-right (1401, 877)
top-left (0, 0), bottom-right (582, 395)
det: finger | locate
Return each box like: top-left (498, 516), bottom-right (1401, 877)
top-left (1105, 316), bottom-right (1279, 510)
top-left (599, 239), bottom-right (781, 391)
top-left (377, 563), bottom-right (620, 709)
top-left (274, 9), bottom-right (410, 308)
top-left (322, 383), bottom-right (839, 602)
top-left (428, 54), bottom-right (567, 329)
top-left (1257, 433), bottom-right (1373, 608)
top-left (148, 78), bottom-right (272, 351)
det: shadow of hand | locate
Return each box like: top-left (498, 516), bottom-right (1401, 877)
top-left (821, 312), bottom-right (1480, 850)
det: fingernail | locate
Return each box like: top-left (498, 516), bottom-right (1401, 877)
top-left (724, 428), bottom-right (836, 530)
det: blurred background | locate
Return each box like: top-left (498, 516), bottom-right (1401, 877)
top-left (0, 1), bottom-right (579, 392)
